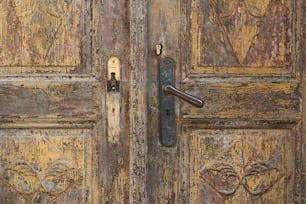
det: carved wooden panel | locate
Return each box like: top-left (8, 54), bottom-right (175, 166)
top-left (0, 128), bottom-right (93, 203)
top-left (190, 0), bottom-right (294, 75)
top-left (0, 0), bottom-right (90, 74)
top-left (185, 128), bottom-right (296, 203)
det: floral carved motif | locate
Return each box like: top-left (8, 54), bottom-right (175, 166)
top-left (1, 159), bottom-right (82, 202)
top-left (0, 0), bottom-right (83, 66)
top-left (0, 131), bottom-right (87, 203)
top-left (200, 139), bottom-right (284, 198)
top-left (202, 160), bottom-right (282, 196)
top-left (197, 0), bottom-right (291, 67)
top-left (215, 0), bottom-right (270, 64)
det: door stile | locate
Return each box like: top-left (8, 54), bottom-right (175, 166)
top-left (129, 0), bottom-right (148, 203)
top-left (99, 0), bottom-right (131, 203)
top-left (301, 0), bottom-right (306, 201)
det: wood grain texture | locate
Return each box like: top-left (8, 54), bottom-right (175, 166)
top-left (147, 0), bottom-right (181, 203)
top-left (0, 128), bottom-right (92, 204)
top-left (129, 0), bottom-right (148, 203)
top-left (0, 80), bottom-right (99, 119)
top-left (184, 128), bottom-right (296, 204)
top-left (0, 0), bottom-right (91, 74)
top-left (190, 0), bottom-right (293, 75)
top-left (301, 0), bottom-right (306, 202)
top-left (180, 82), bottom-right (301, 120)
top-left (98, 0), bottom-right (131, 203)
top-left (147, 0), bottom-right (303, 203)
top-left (0, 0), bottom-right (131, 203)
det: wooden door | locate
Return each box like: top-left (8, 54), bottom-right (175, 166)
top-left (147, 0), bottom-right (305, 203)
top-left (0, 0), bottom-right (130, 203)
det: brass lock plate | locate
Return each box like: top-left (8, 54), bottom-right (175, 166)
top-left (107, 57), bottom-right (120, 92)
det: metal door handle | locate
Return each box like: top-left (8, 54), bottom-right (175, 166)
top-left (163, 85), bottom-right (204, 108)
top-left (159, 57), bottom-right (204, 147)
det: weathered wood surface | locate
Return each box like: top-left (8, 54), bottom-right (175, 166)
top-left (99, 0), bottom-right (131, 203)
top-left (0, 0), bottom-right (304, 203)
top-left (147, 0), bottom-right (181, 203)
top-left (0, 0), bottom-right (92, 74)
top-left (147, 0), bottom-right (304, 203)
top-left (130, 0), bottom-right (148, 203)
top-left (181, 82), bottom-right (301, 120)
top-left (302, 0), bottom-right (306, 203)
top-left (0, 81), bottom-right (99, 118)
top-left (183, 127), bottom-right (297, 203)
top-left (0, 0), bottom-right (131, 203)
top-left (0, 128), bottom-right (94, 203)
top-left (190, 0), bottom-right (293, 74)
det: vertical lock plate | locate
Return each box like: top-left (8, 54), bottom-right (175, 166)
top-left (106, 57), bottom-right (121, 143)
top-left (159, 57), bottom-right (176, 147)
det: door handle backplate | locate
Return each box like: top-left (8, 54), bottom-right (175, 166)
top-left (159, 57), bottom-right (177, 147)
top-left (159, 57), bottom-right (204, 147)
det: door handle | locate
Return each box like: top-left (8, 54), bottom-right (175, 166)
top-left (159, 57), bottom-right (204, 147)
top-left (163, 85), bottom-right (204, 108)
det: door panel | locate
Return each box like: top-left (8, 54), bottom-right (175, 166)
top-left (190, 0), bottom-right (293, 74)
top-left (181, 82), bottom-right (300, 119)
top-left (0, 0), bottom-right (91, 74)
top-left (147, 0), bottom-right (303, 203)
top-left (0, 81), bottom-right (98, 118)
top-left (0, 0), bottom-right (130, 203)
top-left (0, 128), bottom-right (93, 203)
top-left (183, 127), bottom-right (296, 203)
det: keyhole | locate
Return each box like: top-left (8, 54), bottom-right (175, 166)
top-left (155, 44), bottom-right (162, 56)
top-left (166, 109), bottom-right (170, 116)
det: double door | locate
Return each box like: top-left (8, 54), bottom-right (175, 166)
top-left (0, 0), bottom-right (304, 203)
